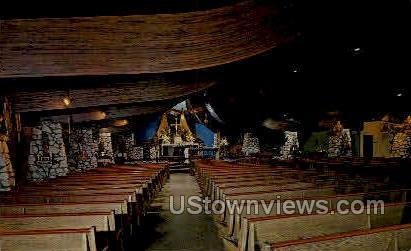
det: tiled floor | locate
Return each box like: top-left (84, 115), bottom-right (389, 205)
top-left (143, 173), bottom-right (225, 251)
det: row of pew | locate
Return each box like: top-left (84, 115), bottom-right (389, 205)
top-left (195, 160), bottom-right (411, 251)
top-left (0, 164), bottom-right (169, 251)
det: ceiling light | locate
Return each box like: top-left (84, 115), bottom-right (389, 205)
top-left (113, 119), bottom-right (128, 127)
top-left (63, 97), bottom-right (71, 107)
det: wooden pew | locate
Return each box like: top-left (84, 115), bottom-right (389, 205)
top-left (0, 211), bottom-right (115, 232)
top-left (270, 223), bottom-right (411, 251)
top-left (0, 200), bottom-right (128, 215)
top-left (0, 164), bottom-right (169, 251)
top-left (219, 187), bottom-right (336, 225)
top-left (0, 191), bottom-right (137, 204)
top-left (229, 188), bottom-right (409, 242)
top-left (0, 228), bottom-right (97, 251)
top-left (215, 182), bottom-right (315, 202)
top-left (240, 202), bottom-right (411, 251)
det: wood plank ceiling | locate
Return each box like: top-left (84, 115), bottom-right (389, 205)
top-left (1, 0), bottom-right (296, 127)
top-left (0, 0), bottom-right (292, 78)
top-left (11, 78), bottom-right (214, 113)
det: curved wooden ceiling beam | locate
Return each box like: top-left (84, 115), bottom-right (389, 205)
top-left (12, 78), bottom-right (214, 113)
top-left (38, 102), bottom-right (173, 123)
top-left (0, 0), bottom-right (293, 78)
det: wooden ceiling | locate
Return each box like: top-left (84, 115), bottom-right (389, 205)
top-left (11, 77), bottom-right (214, 113)
top-left (0, 0), bottom-right (293, 78)
top-left (40, 101), bottom-right (174, 122)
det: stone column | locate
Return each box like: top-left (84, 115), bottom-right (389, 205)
top-left (241, 132), bottom-right (260, 156)
top-left (0, 135), bottom-right (15, 191)
top-left (391, 132), bottom-right (411, 158)
top-left (26, 121), bottom-right (69, 182)
top-left (280, 131), bottom-right (299, 160)
top-left (98, 132), bottom-right (115, 165)
top-left (68, 127), bottom-right (98, 171)
top-left (328, 129), bottom-right (352, 158)
top-left (124, 133), bottom-right (143, 161)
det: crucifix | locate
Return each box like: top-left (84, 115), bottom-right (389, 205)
top-left (170, 116), bottom-right (180, 135)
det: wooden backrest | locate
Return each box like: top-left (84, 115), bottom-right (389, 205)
top-left (220, 187), bottom-right (336, 224)
top-left (0, 211), bottom-right (115, 232)
top-left (0, 200), bottom-right (127, 215)
top-left (2, 188), bottom-right (139, 200)
top-left (0, 192), bottom-right (136, 204)
top-left (243, 202), bottom-right (410, 251)
top-left (225, 187), bottom-right (336, 202)
top-left (0, 227), bottom-right (97, 251)
top-left (271, 223), bottom-right (411, 251)
top-left (219, 182), bottom-right (315, 197)
top-left (229, 193), bottom-right (363, 242)
top-left (214, 179), bottom-right (298, 189)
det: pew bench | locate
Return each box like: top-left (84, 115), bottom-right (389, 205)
top-left (0, 211), bottom-right (116, 232)
top-left (240, 202), bottom-right (411, 251)
top-left (270, 223), bottom-right (411, 251)
top-left (0, 228), bottom-right (97, 251)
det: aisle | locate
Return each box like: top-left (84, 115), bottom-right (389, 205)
top-left (144, 173), bottom-right (225, 251)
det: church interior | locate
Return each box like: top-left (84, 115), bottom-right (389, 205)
top-left (1, 0), bottom-right (411, 250)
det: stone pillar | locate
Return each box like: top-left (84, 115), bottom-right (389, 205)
top-left (391, 132), bottom-right (411, 158)
top-left (149, 145), bottom-right (158, 161)
top-left (68, 127), bottom-right (98, 171)
top-left (26, 121), bottom-right (69, 182)
top-left (280, 131), bottom-right (299, 160)
top-left (124, 133), bottom-right (143, 161)
top-left (98, 132), bottom-right (115, 165)
top-left (0, 135), bottom-right (15, 191)
top-left (241, 132), bottom-right (260, 156)
top-left (328, 129), bottom-right (352, 158)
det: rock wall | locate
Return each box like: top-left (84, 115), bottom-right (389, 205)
top-left (279, 131), bottom-right (299, 160)
top-left (391, 132), bottom-right (411, 158)
top-left (26, 121), bottom-right (69, 182)
top-left (98, 132), bottom-right (114, 165)
top-left (242, 132), bottom-right (260, 156)
top-left (328, 129), bottom-right (352, 158)
top-left (124, 133), bottom-right (144, 161)
top-left (149, 145), bottom-right (159, 160)
top-left (68, 127), bottom-right (98, 171)
top-left (0, 135), bottom-right (15, 191)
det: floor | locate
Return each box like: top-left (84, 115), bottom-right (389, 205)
top-left (141, 173), bottom-right (225, 251)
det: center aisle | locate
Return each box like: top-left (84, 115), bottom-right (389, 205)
top-left (144, 173), bottom-right (225, 251)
